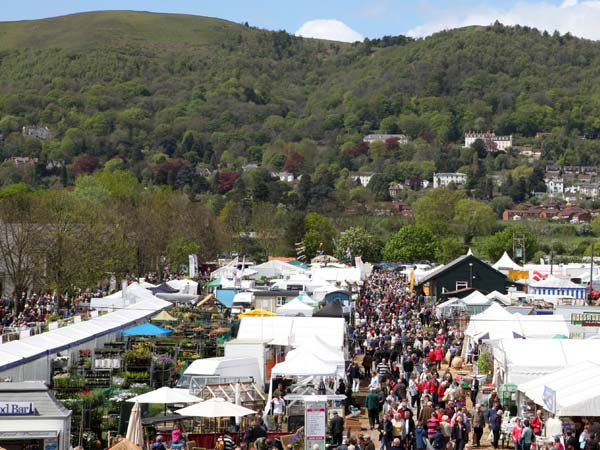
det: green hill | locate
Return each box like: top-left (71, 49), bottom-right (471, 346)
top-left (0, 11), bottom-right (252, 50)
top-left (1, 12), bottom-right (600, 199)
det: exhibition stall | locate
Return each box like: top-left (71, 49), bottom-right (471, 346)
top-left (517, 361), bottom-right (600, 417)
top-left (236, 316), bottom-right (345, 348)
top-left (0, 295), bottom-right (171, 382)
top-left (0, 382), bottom-right (71, 450)
top-left (490, 339), bottom-right (600, 385)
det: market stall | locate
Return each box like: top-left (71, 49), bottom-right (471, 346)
top-left (517, 361), bottom-right (600, 417)
top-left (0, 382), bottom-right (71, 450)
top-left (490, 339), bottom-right (600, 385)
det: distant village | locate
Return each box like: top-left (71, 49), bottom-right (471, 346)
top-left (8, 125), bottom-right (600, 223)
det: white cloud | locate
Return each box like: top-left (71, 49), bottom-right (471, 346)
top-left (407, 0), bottom-right (600, 41)
top-left (296, 19), bottom-right (363, 43)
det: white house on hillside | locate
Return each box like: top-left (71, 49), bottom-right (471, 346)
top-left (349, 172), bottom-right (375, 187)
top-left (433, 172), bottom-right (467, 188)
top-left (464, 131), bottom-right (512, 151)
top-left (545, 178), bottom-right (564, 196)
top-left (363, 134), bottom-right (409, 145)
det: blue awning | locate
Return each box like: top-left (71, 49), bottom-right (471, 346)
top-left (123, 323), bottom-right (172, 337)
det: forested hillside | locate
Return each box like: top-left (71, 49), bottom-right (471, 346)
top-left (1, 12), bottom-right (600, 279)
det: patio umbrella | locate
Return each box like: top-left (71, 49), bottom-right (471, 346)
top-left (175, 397), bottom-right (256, 418)
top-left (126, 402), bottom-right (144, 447)
top-left (127, 386), bottom-right (202, 404)
top-left (151, 310), bottom-right (178, 322)
top-left (109, 438), bottom-right (142, 450)
top-left (123, 323), bottom-right (173, 337)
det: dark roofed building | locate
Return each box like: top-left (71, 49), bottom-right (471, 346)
top-left (417, 254), bottom-right (508, 299)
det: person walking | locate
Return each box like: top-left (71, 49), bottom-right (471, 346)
top-left (470, 378), bottom-right (479, 406)
top-left (329, 411), bottom-right (344, 446)
top-left (531, 410), bottom-right (544, 437)
top-left (471, 404), bottom-right (485, 447)
top-left (452, 415), bottom-right (468, 450)
top-left (380, 414), bottom-right (394, 450)
top-left (367, 388), bottom-right (381, 430)
top-left (489, 410), bottom-right (503, 450)
top-left (349, 361), bottom-right (362, 393)
top-left (512, 418), bottom-right (523, 450)
top-left (272, 393), bottom-right (286, 432)
top-left (415, 422), bottom-right (427, 450)
top-left (519, 419), bottom-right (534, 450)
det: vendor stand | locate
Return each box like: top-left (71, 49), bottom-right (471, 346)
top-left (0, 382), bottom-right (71, 450)
top-left (516, 361), bottom-right (600, 447)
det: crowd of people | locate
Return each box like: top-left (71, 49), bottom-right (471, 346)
top-left (0, 291), bottom-right (83, 330)
top-left (342, 270), bottom-right (558, 450)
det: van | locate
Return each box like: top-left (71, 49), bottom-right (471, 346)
top-left (176, 356), bottom-right (261, 392)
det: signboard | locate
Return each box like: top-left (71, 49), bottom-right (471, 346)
top-left (543, 386), bottom-right (556, 414)
top-left (305, 400), bottom-right (326, 450)
top-left (571, 312), bottom-right (600, 327)
top-left (508, 270), bottom-right (529, 280)
top-left (0, 402), bottom-right (35, 416)
top-left (189, 254), bottom-right (198, 278)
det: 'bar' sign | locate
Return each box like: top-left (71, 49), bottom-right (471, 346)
top-left (0, 402), bottom-right (35, 416)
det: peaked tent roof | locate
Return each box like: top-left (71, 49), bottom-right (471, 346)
top-left (493, 251), bottom-right (523, 271)
top-left (123, 322), bottom-right (173, 337)
top-left (295, 291), bottom-right (319, 306)
top-left (486, 290), bottom-right (512, 306)
top-left (313, 299), bottom-right (344, 317)
top-left (151, 310), bottom-right (177, 322)
top-left (462, 290), bottom-right (492, 306)
top-left (276, 298), bottom-right (314, 316)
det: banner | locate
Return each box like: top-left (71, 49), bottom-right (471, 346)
top-left (543, 385), bottom-right (556, 414)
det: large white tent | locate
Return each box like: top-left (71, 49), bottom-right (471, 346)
top-left (271, 352), bottom-right (338, 377)
top-left (288, 338), bottom-right (345, 367)
top-left (517, 361), bottom-right (600, 416)
top-left (249, 260), bottom-right (307, 279)
top-left (465, 304), bottom-right (569, 342)
top-left (0, 295), bottom-right (171, 382)
top-left (493, 251), bottom-right (523, 273)
top-left (490, 339), bottom-right (600, 385)
top-left (276, 298), bottom-right (314, 317)
top-left (486, 290), bottom-right (511, 306)
top-left (236, 316), bottom-right (345, 348)
top-left (436, 290), bottom-right (492, 318)
top-left (90, 282), bottom-right (160, 311)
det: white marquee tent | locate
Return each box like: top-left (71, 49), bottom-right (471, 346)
top-left (486, 291), bottom-right (511, 306)
top-left (0, 295), bottom-right (171, 382)
top-left (436, 290), bottom-right (492, 318)
top-left (493, 251), bottom-right (523, 273)
top-left (465, 304), bottom-right (569, 342)
top-left (248, 260), bottom-right (307, 279)
top-left (287, 338), bottom-right (345, 372)
top-left (271, 352), bottom-right (338, 377)
top-left (236, 316), bottom-right (345, 348)
top-left (517, 361), bottom-right (600, 416)
top-left (276, 298), bottom-right (314, 317)
top-left (490, 338), bottom-right (600, 385)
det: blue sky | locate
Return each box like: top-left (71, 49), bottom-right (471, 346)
top-left (2, 0), bottom-right (600, 41)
